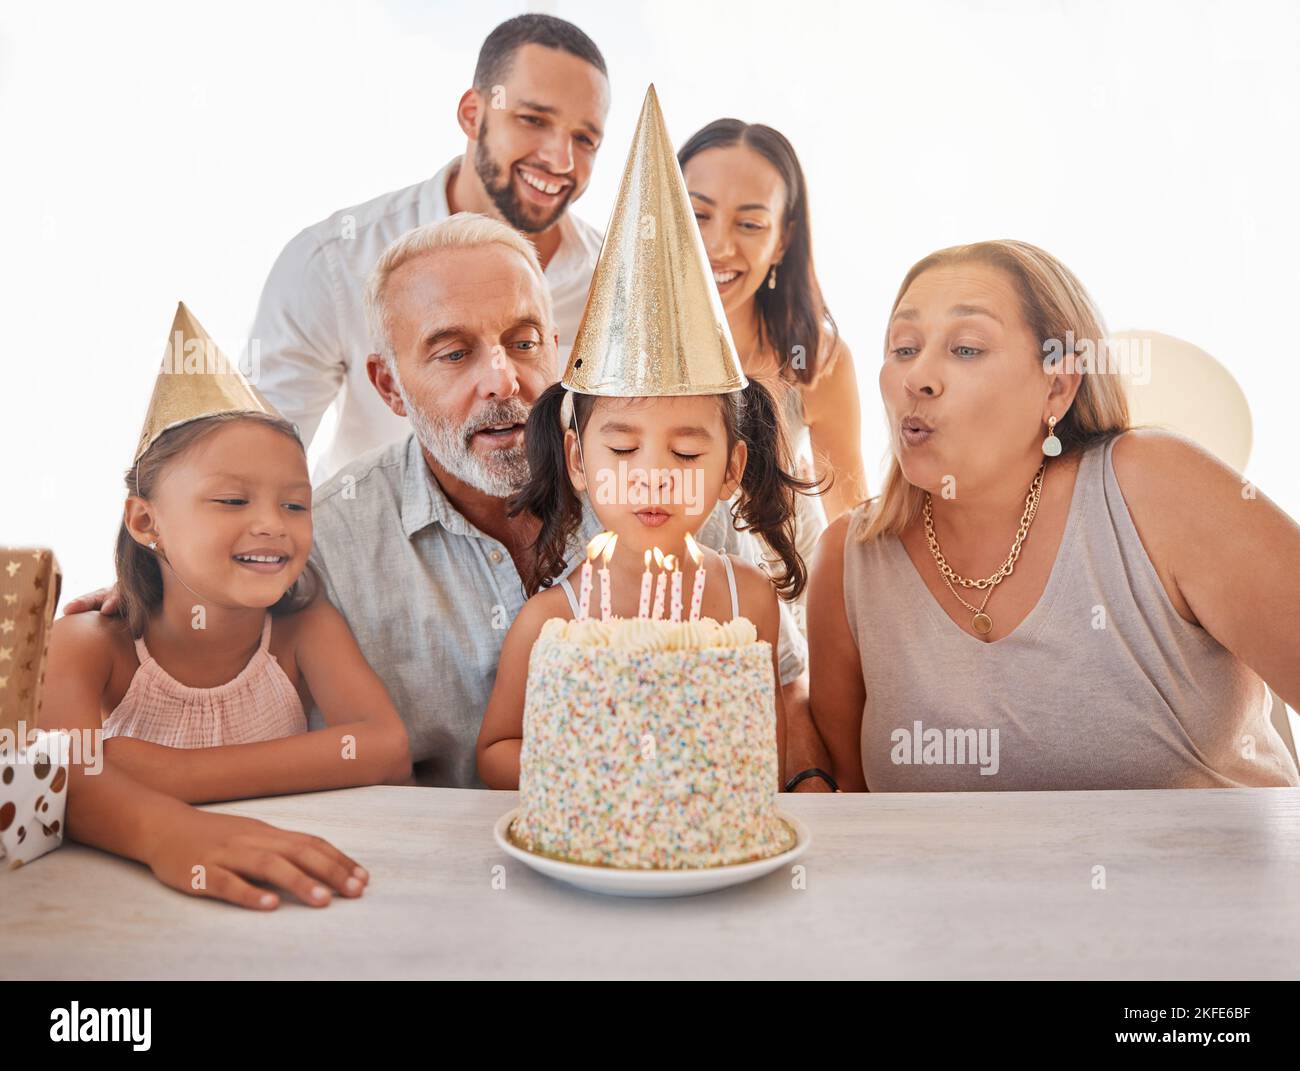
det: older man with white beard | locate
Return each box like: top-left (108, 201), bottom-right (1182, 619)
top-left (305, 213), bottom-right (808, 787)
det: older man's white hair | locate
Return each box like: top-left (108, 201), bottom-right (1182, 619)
top-left (363, 211), bottom-right (554, 367)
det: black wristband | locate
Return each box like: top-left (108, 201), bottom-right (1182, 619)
top-left (783, 767), bottom-right (840, 793)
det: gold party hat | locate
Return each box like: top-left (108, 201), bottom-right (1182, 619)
top-left (134, 302), bottom-right (278, 461)
top-left (561, 84), bottom-right (747, 397)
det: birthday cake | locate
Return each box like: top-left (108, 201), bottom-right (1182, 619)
top-left (510, 615), bottom-right (796, 869)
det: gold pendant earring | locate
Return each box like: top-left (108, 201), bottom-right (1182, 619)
top-left (767, 264), bottom-right (778, 290)
top-left (1042, 415), bottom-right (1061, 457)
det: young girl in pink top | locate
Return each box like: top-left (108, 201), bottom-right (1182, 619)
top-left (45, 408), bottom-right (411, 907)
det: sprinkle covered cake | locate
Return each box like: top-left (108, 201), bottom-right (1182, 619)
top-left (510, 616), bottom-right (796, 869)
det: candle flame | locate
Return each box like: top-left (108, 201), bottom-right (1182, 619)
top-left (643, 549), bottom-right (652, 568)
top-left (684, 532), bottom-right (702, 566)
top-left (587, 530), bottom-right (615, 561)
top-left (663, 554), bottom-right (677, 572)
top-left (601, 532), bottom-right (618, 565)
top-left (652, 546), bottom-right (664, 568)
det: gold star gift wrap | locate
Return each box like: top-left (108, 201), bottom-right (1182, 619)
top-left (0, 547), bottom-right (68, 868)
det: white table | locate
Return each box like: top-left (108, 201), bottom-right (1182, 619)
top-left (4, 786), bottom-right (1298, 979)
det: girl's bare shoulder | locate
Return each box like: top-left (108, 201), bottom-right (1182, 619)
top-left (269, 591), bottom-right (335, 640)
top-left (518, 585), bottom-right (572, 629)
top-left (266, 591), bottom-right (348, 680)
top-left (722, 554), bottom-right (781, 622)
top-left (50, 611), bottom-right (133, 662)
top-left (722, 551), bottom-right (769, 590)
top-left (48, 611), bottom-right (138, 700)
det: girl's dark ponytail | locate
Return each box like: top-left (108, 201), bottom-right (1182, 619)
top-left (509, 381), bottom-right (586, 596)
top-left (730, 379), bottom-right (823, 600)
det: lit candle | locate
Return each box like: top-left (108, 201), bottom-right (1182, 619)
top-left (578, 532), bottom-right (607, 620)
top-left (670, 555), bottom-right (684, 622)
top-left (638, 549), bottom-right (654, 618)
top-left (598, 532), bottom-right (618, 622)
top-left (657, 555), bottom-right (676, 621)
top-left (685, 533), bottom-right (706, 622)
top-left (651, 547), bottom-right (667, 620)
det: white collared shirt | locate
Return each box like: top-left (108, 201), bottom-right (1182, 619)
top-left (250, 157), bottom-right (603, 480)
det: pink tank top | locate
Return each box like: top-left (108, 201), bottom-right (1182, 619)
top-left (103, 614), bottom-right (307, 748)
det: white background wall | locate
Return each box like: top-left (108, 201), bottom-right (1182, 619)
top-left (2, 0), bottom-right (1298, 609)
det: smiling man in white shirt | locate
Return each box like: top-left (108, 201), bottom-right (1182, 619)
top-left (250, 14), bottom-right (609, 479)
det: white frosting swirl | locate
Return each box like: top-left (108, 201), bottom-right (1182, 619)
top-left (715, 617), bottom-right (758, 647)
top-left (538, 615), bottom-right (759, 651)
top-left (538, 618), bottom-right (568, 644)
top-left (608, 617), bottom-right (667, 651)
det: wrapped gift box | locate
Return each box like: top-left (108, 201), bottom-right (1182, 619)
top-left (1, 547), bottom-right (61, 735)
top-left (1, 547), bottom-right (66, 867)
top-left (1, 730), bottom-right (69, 868)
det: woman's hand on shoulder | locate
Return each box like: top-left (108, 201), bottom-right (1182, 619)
top-left (60, 583), bottom-right (123, 617)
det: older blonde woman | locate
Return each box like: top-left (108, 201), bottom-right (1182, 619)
top-left (800, 240), bottom-right (1300, 792)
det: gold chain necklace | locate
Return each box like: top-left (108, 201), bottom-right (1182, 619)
top-left (923, 462), bottom-right (1046, 636)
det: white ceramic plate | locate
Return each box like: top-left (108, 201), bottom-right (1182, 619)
top-left (493, 807), bottom-right (811, 898)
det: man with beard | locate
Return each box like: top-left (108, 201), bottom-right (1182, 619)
top-left (308, 214), bottom-right (808, 788)
top-left (251, 14), bottom-right (608, 479)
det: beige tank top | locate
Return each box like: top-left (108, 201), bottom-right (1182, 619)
top-left (843, 435), bottom-right (1300, 791)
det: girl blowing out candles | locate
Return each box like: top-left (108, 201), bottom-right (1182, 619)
top-left (475, 85), bottom-right (818, 790)
top-left (473, 378), bottom-right (813, 789)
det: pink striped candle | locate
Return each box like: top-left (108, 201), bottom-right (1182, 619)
top-left (579, 556), bottom-right (595, 616)
top-left (651, 548), bottom-right (668, 620)
top-left (577, 558), bottom-right (593, 620)
top-left (685, 533), bottom-right (706, 621)
top-left (598, 532), bottom-right (618, 622)
top-left (638, 550), bottom-right (653, 618)
top-left (670, 559), bottom-right (683, 622)
top-left (579, 531), bottom-right (611, 620)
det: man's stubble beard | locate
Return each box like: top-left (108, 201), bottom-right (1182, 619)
top-left (474, 113), bottom-right (572, 235)
top-left (392, 367), bottom-right (531, 499)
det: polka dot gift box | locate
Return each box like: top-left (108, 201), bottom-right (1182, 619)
top-left (1, 731), bottom-right (69, 868)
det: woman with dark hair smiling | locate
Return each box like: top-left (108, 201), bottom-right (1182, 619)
top-left (680, 120), bottom-right (866, 619)
top-left (799, 239), bottom-right (1300, 793)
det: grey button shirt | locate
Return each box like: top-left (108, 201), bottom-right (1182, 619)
top-left (309, 433), bottom-right (808, 787)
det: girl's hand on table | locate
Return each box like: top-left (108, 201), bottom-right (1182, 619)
top-left (146, 809), bottom-right (370, 910)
